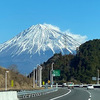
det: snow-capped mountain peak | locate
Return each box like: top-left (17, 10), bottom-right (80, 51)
top-left (0, 24), bottom-right (81, 73)
top-left (0, 24), bottom-right (80, 56)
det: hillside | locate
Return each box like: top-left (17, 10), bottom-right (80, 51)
top-left (42, 53), bottom-right (75, 84)
top-left (0, 66), bottom-right (33, 90)
top-left (42, 39), bottom-right (100, 84)
top-left (71, 39), bottom-right (100, 83)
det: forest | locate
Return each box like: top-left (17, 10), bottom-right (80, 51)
top-left (42, 39), bottom-right (100, 84)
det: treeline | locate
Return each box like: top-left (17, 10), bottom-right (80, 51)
top-left (42, 39), bottom-right (100, 84)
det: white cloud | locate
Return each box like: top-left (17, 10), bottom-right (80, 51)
top-left (43, 23), bottom-right (87, 44)
top-left (64, 30), bottom-right (87, 43)
top-left (43, 23), bottom-right (61, 32)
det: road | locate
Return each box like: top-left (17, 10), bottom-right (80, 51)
top-left (88, 88), bottom-right (100, 100)
top-left (20, 88), bottom-right (100, 100)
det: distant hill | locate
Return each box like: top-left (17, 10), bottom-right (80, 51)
top-left (41, 53), bottom-right (75, 84)
top-left (0, 66), bottom-right (33, 90)
top-left (41, 39), bottom-right (100, 84)
top-left (71, 39), bottom-right (100, 83)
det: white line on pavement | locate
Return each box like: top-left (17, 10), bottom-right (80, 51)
top-left (85, 90), bottom-right (91, 100)
top-left (49, 89), bottom-right (71, 100)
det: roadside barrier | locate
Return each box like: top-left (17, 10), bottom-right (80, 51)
top-left (17, 88), bottom-right (58, 99)
top-left (0, 91), bottom-right (19, 100)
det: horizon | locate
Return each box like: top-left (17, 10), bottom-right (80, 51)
top-left (0, 0), bottom-right (100, 43)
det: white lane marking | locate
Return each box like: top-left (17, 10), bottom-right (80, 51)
top-left (85, 90), bottom-right (91, 100)
top-left (50, 89), bottom-right (71, 100)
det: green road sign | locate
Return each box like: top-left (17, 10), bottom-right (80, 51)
top-left (52, 70), bottom-right (60, 76)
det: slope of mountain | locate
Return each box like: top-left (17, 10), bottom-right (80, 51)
top-left (0, 24), bottom-right (80, 74)
top-left (0, 66), bottom-right (33, 90)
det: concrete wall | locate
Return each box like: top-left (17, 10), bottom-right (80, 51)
top-left (0, 91), bottom-right (19, 100)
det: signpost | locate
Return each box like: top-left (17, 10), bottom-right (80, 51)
top-left (11, 80), bottom-right (14, 87)
top-left (48, 80), bottom-right (50, 84)
top-left (43, 81), bottom-right (45, 85)
top-left (50, 62), bottom-right (60, 87)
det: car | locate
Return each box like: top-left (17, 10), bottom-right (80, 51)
top-left (62, 83), bottom-right (67, 87)
top-left (67, 82), bottom-right (74, 89)
top-left (79, 83), bottom-right (83, 88)
top-left (87, 85), bottom-right (94, 90)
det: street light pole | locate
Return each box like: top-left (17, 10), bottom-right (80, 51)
top-left (37, 65), bottom-right (42, 87)
top-left (33, 68), bottom-right (35, 88)
top-left (40, 66), bottom-right (42, 87)
top-left (36, 64), bottom-right (40, 87)
top-left (50, 62), bottom-right (54, 87)
top-left (5, 71), bottom-right (9, 91)
top-left (38, 65), bottom-right (42, 87)
top-left (36, 67), bottom-right (37, 87)
top-left (97, 69), bottom-right (99, 84)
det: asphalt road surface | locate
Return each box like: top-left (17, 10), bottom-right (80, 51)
top-left (21, 87), bottom-right (100, 100)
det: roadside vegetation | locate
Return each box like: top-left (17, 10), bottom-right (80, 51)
top-left (0, 66), bottom-right (33, 91)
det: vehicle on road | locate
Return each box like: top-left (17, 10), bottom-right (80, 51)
top-left (67, 82), bottom-right (74, 89)
top-left (87, 84), bottom-right (94, 90)
top-left (79, 83), bottom-right (83, 88)
top-left (62, 83), bottom-right (67, 87)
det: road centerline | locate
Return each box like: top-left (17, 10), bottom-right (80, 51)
top-left (49, 89), bottom-right (71, 100)
top-left (85, 90), bottom-right (91, 100)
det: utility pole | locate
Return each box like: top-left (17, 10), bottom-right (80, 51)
top-left (33, 68), bottom-right (35, 88)
top-left (38, 65), bottom-right (42, 87)
top-left (5, 71), bottom-right (9, 91)
top-left (37, 65), bottom-right (42, 87)
top-left (50, 62), bottom-right (54, 87)
top-left (97, 69), bottom-right (99, 84)
top-left (36, 67), bottom-right (37, 87)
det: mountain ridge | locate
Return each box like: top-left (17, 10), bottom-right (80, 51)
top-left (0, 24), bottom-right (81, 74)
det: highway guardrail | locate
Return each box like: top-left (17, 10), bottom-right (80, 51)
top-left (17, 88), bottom-right (58, 99)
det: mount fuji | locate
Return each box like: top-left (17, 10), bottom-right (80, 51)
top-left (0, 24), bottom-right (81, 74)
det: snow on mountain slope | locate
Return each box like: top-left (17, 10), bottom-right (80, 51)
top-left (0, 24), bottom-right (81, 74)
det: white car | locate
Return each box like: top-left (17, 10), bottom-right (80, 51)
top-left (79, 83), bottom-right (83, 88)
top-left (67, 82), bottom-right (74, 89)
top-left (62, 83), bottom-right (67, 87)
top-left (87, 85), bottom-right (94, 90)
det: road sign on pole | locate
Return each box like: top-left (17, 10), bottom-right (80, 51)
top-left (52, 70), bottom-right (60, 76)
top-left (48, 80), bottom-right (50, 83)
top-left (43, 81), bottom-right (45, 85)
top-left (11, 80), bottom-right (14, 87)
top-left (92, 77), bottom-right (97, 81)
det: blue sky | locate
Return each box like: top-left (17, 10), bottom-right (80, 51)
top-left (0, 0), bottom-right (100, 43)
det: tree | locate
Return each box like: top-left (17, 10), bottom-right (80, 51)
top-left (73, 39), bottom-right (100, 83)
top-left (8, 64), bottom-right (19, 74)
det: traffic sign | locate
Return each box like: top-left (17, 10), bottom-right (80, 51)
top-left (52, 70), bottom-right (60, 76)
top-left (43, 81), bottom-right (45, 85)
top-left (11, 80), bottom-right (14, 87)
top-left (92, 77), bottom-right (96, 80)
top-left (48, 80), bottom-right (50, 83)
